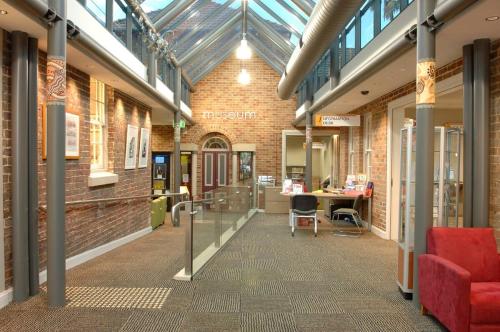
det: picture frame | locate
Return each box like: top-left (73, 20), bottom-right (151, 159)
top-left (124, 124), bottom-right (139, 170)
top-left (42, 104), bottom-right (80, 159)
top-left (138, 127), bottom-right (150, 168)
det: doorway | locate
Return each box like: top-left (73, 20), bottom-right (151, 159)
top-left (202, 137), bottom-right (230, 193)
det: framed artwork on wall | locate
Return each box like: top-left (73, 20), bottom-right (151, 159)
top-left (124, 124), bottom-right (139, 169)
top-left (42, 104), bottom-right (80, 159)
top-left (138, 127), bottom-right (150, 168)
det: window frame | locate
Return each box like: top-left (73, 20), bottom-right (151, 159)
top-left (363, 113), bottom-right (373, 180)
top-left (348, 127), bottom-right (355, 175)
top-left (90, 77), bottom-right (108, 172)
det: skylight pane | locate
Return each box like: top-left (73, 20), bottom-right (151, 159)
top-left (261, 0), bottom-right (305, 32)
top-left (140, 0), bottom-right (174, 18)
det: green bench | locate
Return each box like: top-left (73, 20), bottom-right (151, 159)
top-left (151, 196), bottom-right (167, 229)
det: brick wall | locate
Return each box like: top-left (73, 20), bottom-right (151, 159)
top-left (152, 54), bottom-right (297, 193)
top-left (2, 31), bottom-right (152, 287)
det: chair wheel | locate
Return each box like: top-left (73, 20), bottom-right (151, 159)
top-left (291, 232), bottom-right (294, 237)
top-left (314, 233), bottom-right (317, 237)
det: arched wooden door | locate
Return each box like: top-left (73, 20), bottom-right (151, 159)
top-left (202, 137), bottom-right (230, 193)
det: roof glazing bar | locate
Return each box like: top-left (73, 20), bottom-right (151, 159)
top-left (249, 44), bottom-right (285, 73)
top-left (187, 36), bottom-right (240, 75)
top-left (192, 42), bottom-right (240, 83)
top-left (154, 0), bottom-right (197, 31)
top-left (254, 0), bottom-right (302, 38)
top-left (275, 0), bottom-right (308, 25)
top-left (167, 0), bottom-right (237, 40)
top-left (290, 0), bottom-right (314, 16)
top-left (247, 12), bottom-right (294, 56)
top-left (247, 35), bottom-right (287, 68)
top-left (179, 12), bottom-right (242, 65)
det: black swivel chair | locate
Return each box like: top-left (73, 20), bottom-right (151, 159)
top-left (290, 195), bottom-right (318, 237)
top-left (332, 194), bottom-right (364, 236)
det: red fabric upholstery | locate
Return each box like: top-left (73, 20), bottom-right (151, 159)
top-left (420, 228), bottom-right (500, 332)
top-left (419, 254), bottom-right (471, 332)
top-left (427, 228), bottom-right (500, 282)
top-left (470, 283), bottom-right (500, 324)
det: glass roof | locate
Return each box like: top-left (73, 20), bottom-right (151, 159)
top-left (138, 0), bottom-right (313, 82)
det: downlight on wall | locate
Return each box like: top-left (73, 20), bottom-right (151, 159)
top-left (485, 16), bottom-right (499, 21)
top-left (238, 68), bottom-right (250, 85)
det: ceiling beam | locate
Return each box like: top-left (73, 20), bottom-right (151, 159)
top-left (192, 41), bottom-right (240, 83)
top-left (154, 0), bottom-right (197, 31)
top-left (289, 0), bottom-right (314, 16)
top-left (248, 12), bottom-right (294, 56)
top-left (249, 43), bottom-right (284, 73)
top-left (254, 0), bottom-right (302, 38)
top-left (179, 12), bottom-right (242, 65)
top-left (275, 0), bottom-right (308, 25)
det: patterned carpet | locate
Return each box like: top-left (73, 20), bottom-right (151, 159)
top-left (0, 213), bottom-right (445, 331)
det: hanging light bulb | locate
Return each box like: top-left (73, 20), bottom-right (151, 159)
top-left (236, 38), bottom-right (252, 60)
top-left (238, 68), bottom-right (250, 85)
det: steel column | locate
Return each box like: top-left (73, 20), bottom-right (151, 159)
top-left (472, 39), bottom-right (490, 228)
top-left (12, 31), bottom-right (30, 303)
top-left (462, 44), bottom-right (473, 228)
top-left (148, 51), bottom-right (156, 87)
top-left (105, 0), bottom-right (113, 32)
top-left (173, 67), bottom-right (182, 198)
top-left (47, 0), bottom-right (67, 307)
top-left (305, 77), bottom-right (313, 192)
top-left (413, 0), bottom-right (436, 308)
top-left (28, 37), bottom-right (39, 296)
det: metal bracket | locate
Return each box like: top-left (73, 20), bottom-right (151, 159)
top-left (405, 25), bottom-right (418, 44)
top-left (424, 14), bottom-right (444, 32)
top-left (43, 8), bottom-right (62, 26)
top-left (66, 20), bottom-right (80, 40)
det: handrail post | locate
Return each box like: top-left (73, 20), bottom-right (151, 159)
top-left (185, 200), bottom-right (194, 279)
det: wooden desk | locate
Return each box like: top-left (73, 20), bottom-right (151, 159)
top-left (280, 191), bottom-right (372, 231)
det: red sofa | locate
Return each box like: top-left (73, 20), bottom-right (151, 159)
top-left (419, 228), bottom-right (500, 332)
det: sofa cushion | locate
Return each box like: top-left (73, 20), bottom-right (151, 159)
top-left (471, 282), bottom-right (500, 324)
top-left (427, 228), bottom-right (500, 282)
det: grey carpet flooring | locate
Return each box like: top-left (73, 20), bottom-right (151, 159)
top-left (0, 213), bottom-right (445, 331)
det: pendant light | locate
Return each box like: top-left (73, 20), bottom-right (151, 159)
top-left (237, 0), bottom-right (251, 84)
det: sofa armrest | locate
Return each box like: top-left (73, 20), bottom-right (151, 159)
top-left (419, 254), bottom-right (471, 332)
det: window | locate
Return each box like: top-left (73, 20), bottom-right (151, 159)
top-left (239, 152), bottom-right (253, 182)
top-left (345, 19), bottom-right (356, 63)
top-left (360, 3), bottom-right (375, 48)
top-left (113, 0), bottom-right (127, 46)
top-left (363, 113), bottom-right (373, 180)
top-left (348, 127), bottom-right (355, 175)
top-left (90, 78), bottom-right (107, 171)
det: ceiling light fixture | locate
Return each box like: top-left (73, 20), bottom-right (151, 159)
top-left (0, 10), bottom-right (7, 15)
top-left (238, 69), bottom-right (250, 85)
top-left (236, 0), bottom-right (252, 60)
top-left (485, 15), bottom-right (499, 21)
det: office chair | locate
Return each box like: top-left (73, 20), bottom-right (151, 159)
top-left (290, 195), bottom-right (318, 237)
top-left (332, 194), bottom-right (364, 237)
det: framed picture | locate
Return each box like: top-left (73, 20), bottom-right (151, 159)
top-left (124, 124), bottom-right (139, 169)
top-left (138, 127), bottom-right (150, 168)
top-left (42, 104), bottom-right (80, 159)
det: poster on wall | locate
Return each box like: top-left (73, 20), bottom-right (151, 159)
top-left (124, 124), bottom-right (139, 169)
top-left (138, 127), bottom-right (150, 168)
top-left (42, 104), bottom-right (80, 159)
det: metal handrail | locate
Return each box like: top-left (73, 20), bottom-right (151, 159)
top-left (39, 192), bottom-right (187, 210)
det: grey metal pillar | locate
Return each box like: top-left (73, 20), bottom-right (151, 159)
top-left (462, 44), bottom-right (474, 228)
top-left (12, 31), bottom-right (30, 303)
top-left (173, 67), bottom-right (182, 197)
top-left (413, 0), bottom-right (436, 307)
top-left (148, 50), bottom-right (156, 87)
top-left (472, 39), bottom-right (490, 228)
top-left (304, 77), bottom-right (313, 192)
top-left (305, 107), bottom-right (313, 192)
top-left (47, 0), bottom-right (67, 307)
top-left (28, 37), bottom-right (39, 295)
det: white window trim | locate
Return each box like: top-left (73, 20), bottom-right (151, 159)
top-left (88, 172), bottom-right (119, 187)
top-left (348, 127), bottom-right (355, 175)
top-left (363, 113), bottom-right (373, 180)
top-left (90, 78), bottom-right (109, 173)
